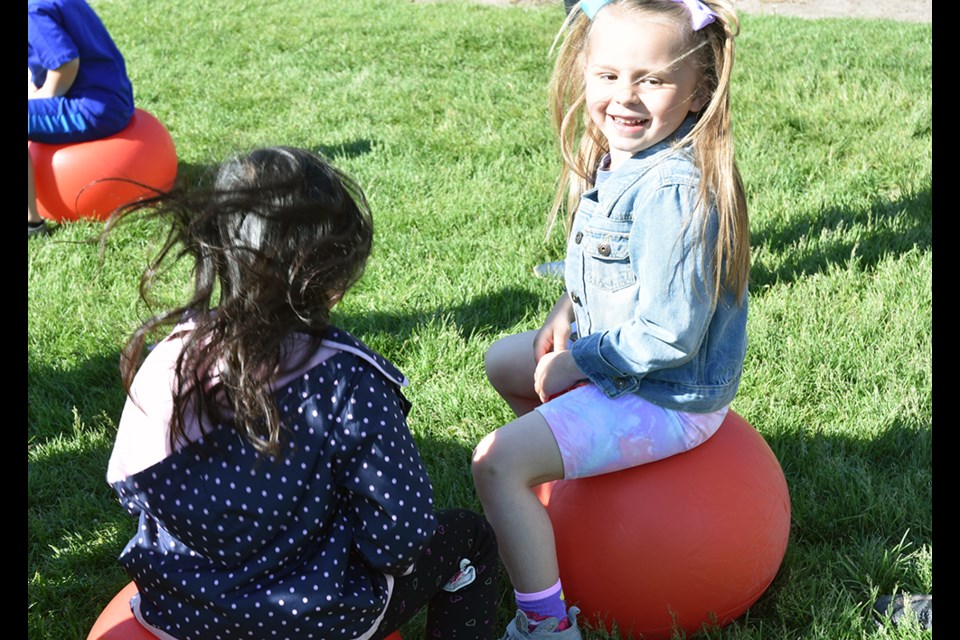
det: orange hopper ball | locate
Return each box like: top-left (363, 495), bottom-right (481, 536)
top-left (85, 582), bottom-right (152, 640)
top-left (534, 410), bottom-right (791, 640)
top-left (30, 108), bottom-right (178, 223)
top-left (87, 581), bottom-right (405, 640)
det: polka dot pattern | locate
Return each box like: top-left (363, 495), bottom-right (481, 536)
top-left (111, 329), bottom-right (437, 639)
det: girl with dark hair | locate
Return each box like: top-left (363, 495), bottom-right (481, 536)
top-left (105, 147), bottom-right (499, 640)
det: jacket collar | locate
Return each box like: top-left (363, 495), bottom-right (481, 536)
top-left (606, 115), bottom-right (698, 177)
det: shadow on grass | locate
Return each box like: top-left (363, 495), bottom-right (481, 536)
top-left (335, 284), bottom-right (547, 346)
top-left (316, 139), bottom-right (375, 160)
top-left (749, 187), bottom-right (931, 289)
top-left (27, 352), bottom-right (126, 443)
top-left (170, 139), bottom-right (377, 190)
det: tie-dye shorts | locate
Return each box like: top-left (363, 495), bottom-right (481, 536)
top-left (535, 383), bottom-right (728, 480)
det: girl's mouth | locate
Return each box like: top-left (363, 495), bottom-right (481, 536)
top-left (610, 115), bottom-right (649, 128)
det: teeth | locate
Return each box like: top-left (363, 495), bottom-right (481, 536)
top-left (612, 115), bottom-right (644, 126)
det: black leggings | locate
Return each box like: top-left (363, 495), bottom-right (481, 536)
top-left (374, 508), bottom-right (500, 640)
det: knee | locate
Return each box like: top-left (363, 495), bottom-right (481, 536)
top-left (483, 340), bottom-right (503, 386)
top-left (471, 432), bottom-right (500, 490)
top-left (484, 335), bottom-right (520, 391)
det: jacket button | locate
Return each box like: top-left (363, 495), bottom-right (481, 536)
top-left (570, 292), bottom-right (580, 304)
top-left (598, 242), bottom-right (611, 257)
top-left (574, 231), bottom-right (583, 244)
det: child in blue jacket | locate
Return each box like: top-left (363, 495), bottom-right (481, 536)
top-left (473, 1), bottom-right (750, 638)
top-left (28, 0), bottom-right (135, 237)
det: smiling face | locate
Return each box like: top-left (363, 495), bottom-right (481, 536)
top-left (584, 7), bottom-right (705, 170)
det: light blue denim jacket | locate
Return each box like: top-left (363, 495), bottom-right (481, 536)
top-left (566, 118), bottom-right (748, 412)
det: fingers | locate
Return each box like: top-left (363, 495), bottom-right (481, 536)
top-left (533, 352), bottom-right (557, 402)
top-left (534, 350), bottom-right (586, 402)
top-left (533, 332), bottom-right (553, 363)
top-left (534, 323), bottom-right (572, 364)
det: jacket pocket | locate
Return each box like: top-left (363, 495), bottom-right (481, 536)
top-left (581, 229), bottom-right (635, 292)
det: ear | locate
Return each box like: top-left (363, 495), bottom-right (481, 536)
top-left (689, 87), bottom-right (709, 114)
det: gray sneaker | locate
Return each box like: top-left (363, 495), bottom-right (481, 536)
top-left (532, 260), bottom-right (565, 280)
top-left (28, 221), bottom-right (51, 239)
top-left (500, 606), bottom-right (582, 640)
top-left (874, 594), bottom-right (932, 631)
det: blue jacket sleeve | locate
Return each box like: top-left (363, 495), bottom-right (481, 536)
top-left (333, 366), bottom-right (436, 575)
top-left (28, 4), bottom-right (79, 73)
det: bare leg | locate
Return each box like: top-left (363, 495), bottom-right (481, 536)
top-left (485, 330), bottom-right (542, 417)
top-left (472, 410), bottom-right (565, 593)
top-left (28, 148), bottom-right (42, 224)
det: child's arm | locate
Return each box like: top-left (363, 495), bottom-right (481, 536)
top-left (534, 349), bottom-right (586, 402)
top-left (533, 294), bottom-right (588, 401)
top-left (29, 58), bottom-right (79, 99)
top-left (28, 7), bottom-right (81, 98)
top-left (533, 293), bottom-right (574, 363)
top-left (336, 370), bottom-right (437, 575)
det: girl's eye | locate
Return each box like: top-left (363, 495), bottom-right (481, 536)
top-left (638, 77), bottom-right (662, 87)
top-left (599, 73), bottom-right (617, 81)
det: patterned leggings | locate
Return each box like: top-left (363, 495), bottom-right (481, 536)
top-left (374, 508), bottom-right (500, 640)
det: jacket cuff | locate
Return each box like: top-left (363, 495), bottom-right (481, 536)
top-left (571, 332), bottom-right (639, 398)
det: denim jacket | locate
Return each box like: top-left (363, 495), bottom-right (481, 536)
top-left (567, 118), bottom-right (748, 412)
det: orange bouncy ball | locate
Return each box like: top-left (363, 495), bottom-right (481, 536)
top-left (86, 582), bottom-right (154, 640)
top-left (30, 108), bottom-right (178, 223)
top-left (87, 581), bottom-right (405, 640)
top-left (534, 410), bottom-right (790, 640)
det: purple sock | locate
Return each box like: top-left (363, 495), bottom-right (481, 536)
top-left (515, 579), bottom-right (567, 623)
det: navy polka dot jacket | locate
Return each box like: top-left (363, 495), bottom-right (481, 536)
top-left (111, 328), bottom-right (437, 639)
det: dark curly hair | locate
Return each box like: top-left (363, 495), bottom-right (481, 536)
top-left (109, 146), bottom-right (374, 456)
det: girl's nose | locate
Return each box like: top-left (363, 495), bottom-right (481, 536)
top-left (614, 80), bottom-right (640, 104)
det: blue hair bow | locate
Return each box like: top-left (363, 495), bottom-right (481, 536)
top-left (579, 0), bottom-right (613, 19)
top-left (580, 0), bottom-right (717, 30)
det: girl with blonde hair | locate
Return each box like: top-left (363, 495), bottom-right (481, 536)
top-left (473, 2), bottom-right (749, 637)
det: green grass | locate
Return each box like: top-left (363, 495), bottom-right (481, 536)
top-left (27, 2), bottom-right (931, 639)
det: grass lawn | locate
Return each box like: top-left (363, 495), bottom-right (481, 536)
top-left (27, 1), bottom-right (931, 638)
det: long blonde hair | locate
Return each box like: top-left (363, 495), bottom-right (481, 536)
top-left (548, 0), bottom-right (749, 301)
